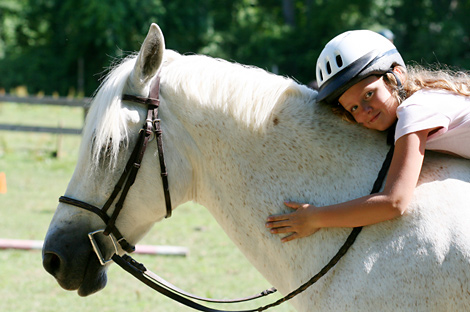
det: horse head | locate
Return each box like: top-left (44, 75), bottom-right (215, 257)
top-left (42, 24), bottom-right (174, 296)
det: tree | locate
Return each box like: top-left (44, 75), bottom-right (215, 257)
top-left (394, 0), bottom-right (470, 70)
top-left (1, 0), bottom-right (469, 96)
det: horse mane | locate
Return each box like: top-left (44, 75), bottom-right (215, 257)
top-left (81, 50), bottom-right (316, 169)
top-left (161, 50), bottom-right (314, 132)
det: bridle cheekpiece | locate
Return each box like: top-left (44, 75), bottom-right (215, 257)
top-left (59, 74), bottom-right (172, 256)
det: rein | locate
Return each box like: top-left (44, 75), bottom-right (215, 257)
top-left (58, 73), bottom-right (394, 311)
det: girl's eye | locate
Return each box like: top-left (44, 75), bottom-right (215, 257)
top-left (350, 105), bottom-right (358, 113)
top-left (364, 91), bottom-right (373, 99)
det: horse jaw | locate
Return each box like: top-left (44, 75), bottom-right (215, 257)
top-left (127, 23), bottom-right (165, 96)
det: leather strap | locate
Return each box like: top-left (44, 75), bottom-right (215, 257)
top-left (112, 254), bottom-right (277, 312)
top-left (150, 75), bottom-right (172, 218)
top-left (58, 196), bottom-right (135, 253)
top-left (122, 75), bottom-right (172, 218)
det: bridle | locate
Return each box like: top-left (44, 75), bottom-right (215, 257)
top-left (59, 74), bottom-right (171, 254)
top-left (57, 72), bottom-right (394, 312)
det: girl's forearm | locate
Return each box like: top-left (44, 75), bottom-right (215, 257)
top-left (314, 192), bottom-right (405, 228)
top-left (315, 131), bottom-right (428, 229)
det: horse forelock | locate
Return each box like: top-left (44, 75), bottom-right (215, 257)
top-left (80, 55), bottom-right (137, 170)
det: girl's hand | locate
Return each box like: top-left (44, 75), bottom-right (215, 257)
top-left (265, 201), bottom-right (320, 242)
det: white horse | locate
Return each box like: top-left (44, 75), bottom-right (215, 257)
top-left (43, 23), bottom-right (470, 311)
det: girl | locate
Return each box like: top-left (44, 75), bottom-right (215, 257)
top-left (266, 30), bottom-right (470, 243)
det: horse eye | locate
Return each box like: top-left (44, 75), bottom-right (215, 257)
top-left (91, 136), bottom-right (115, 164)
top-left (100, 140), bottom-right (114, 158)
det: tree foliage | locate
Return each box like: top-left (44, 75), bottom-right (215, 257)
top-left (0, 0), bottom-right (469, 96)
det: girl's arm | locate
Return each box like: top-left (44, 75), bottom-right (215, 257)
top-left (266, 129), bottom-right (431, 242)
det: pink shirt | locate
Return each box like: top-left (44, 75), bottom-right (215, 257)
top-left (395, 89), bottom-right (470, 158)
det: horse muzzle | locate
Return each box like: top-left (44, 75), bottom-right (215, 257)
top-left (42, 225), bottom-right (110, 296)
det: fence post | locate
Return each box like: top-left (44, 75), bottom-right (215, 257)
top-left (55, 121), bottom-right (64, 158)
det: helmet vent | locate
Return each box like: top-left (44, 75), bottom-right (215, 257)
top-left (336, 55), bottom-right (343, 68)
top-left (326, 61), bottom-right (331, 74)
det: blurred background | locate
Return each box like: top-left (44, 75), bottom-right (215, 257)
top-left (1, 0), bottom-right (470, 97)
top-left (0, 1), bottom-right (469, 311)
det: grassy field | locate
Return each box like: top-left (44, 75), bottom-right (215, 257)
top-left (0, 102), bottom-right (295, 312)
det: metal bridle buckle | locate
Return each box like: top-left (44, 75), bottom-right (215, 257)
top-left (88, 229), bottom-right (120, 265)
top-left (140, 126), bottom-right (155, 143)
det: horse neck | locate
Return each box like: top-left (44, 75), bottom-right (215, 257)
top-left (161, 62), bottom-right (389, 212)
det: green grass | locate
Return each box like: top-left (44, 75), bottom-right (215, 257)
top-left (0, 102), bottom-right (295, 312)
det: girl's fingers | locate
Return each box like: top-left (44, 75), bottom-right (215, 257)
top-left (281, 232), bottom-right (299, 243)
top-left (266, 216), bottom-right (294, 229)
top-left (266, 214), bottom-right (289, 222)
top-left (266, 202), bottom-right (307, 222)
top-left (269, 226), bottom-right (292, 234)
top-left (283, 201), bottom-right (302, 209)
top-left (265, 218), bottom-right (290, 228)
top-left (266, 202), bottom-right (314, 243)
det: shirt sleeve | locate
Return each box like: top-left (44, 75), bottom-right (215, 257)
top-left (395, 103), bottom-right (450, 142)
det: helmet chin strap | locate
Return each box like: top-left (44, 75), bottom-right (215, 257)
top-left (385, 68), bottom-right (404, 146)
top-left (387, 69), bottom-right (406, 100)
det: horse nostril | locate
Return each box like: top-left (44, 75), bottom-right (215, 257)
top-left (43, 252), bottom-right (62, 277)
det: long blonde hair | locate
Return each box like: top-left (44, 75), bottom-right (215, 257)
top-left (404, 65), bottom-right (470, 97)
top-left (332, 65), bottom-right (470, 123)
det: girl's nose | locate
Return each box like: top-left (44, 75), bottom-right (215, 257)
top-left (361, 102), bottom-right (373, 113)
top-left (355, 104), bottom-right (372, 123)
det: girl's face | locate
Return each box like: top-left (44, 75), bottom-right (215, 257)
top-left (338, 75), bottom-right (399, 131)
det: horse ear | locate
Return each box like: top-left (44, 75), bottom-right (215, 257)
top-left (129, 23), bottom-right (165, 93)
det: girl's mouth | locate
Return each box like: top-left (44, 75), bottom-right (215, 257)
top-left (369, 112), bottom-right (380, 123)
